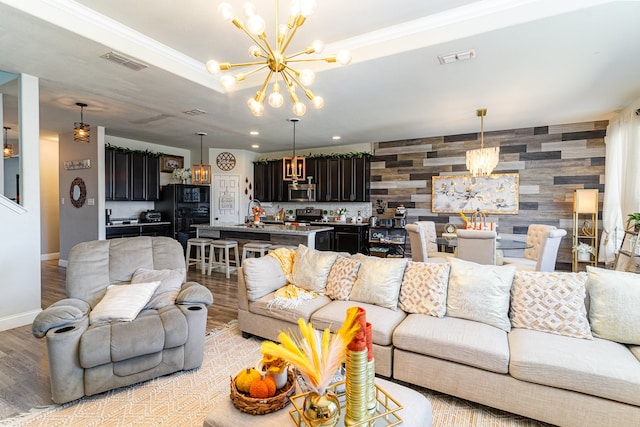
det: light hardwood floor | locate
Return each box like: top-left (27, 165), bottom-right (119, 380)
top-left (0, 259), bottom-right (238, 420)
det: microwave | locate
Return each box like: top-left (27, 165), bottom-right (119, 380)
top-left (288, 183), bottom-right (316, 202)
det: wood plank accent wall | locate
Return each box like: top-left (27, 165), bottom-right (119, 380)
top-left (371, 120), bottom-right (608, 271)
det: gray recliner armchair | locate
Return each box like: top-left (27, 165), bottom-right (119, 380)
top-left (32, 236), bottom-right (213, 404)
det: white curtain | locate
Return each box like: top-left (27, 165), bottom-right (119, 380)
top-left (600, 102), bottom-right (640, 263)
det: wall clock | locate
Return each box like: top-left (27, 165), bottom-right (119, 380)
top-left (216, 152), bottom-right (236, 171)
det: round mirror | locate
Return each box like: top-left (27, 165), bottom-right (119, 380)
top-left (69, 177), bottom-right (86, 208)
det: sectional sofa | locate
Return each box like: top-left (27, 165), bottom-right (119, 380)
top-left (237, 245), bottom-right (640, 427)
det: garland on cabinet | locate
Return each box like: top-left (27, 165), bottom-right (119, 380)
top-left (105, 142), bottom-right (164, 157)
top-left (253, 151), bottom-right (371, 164)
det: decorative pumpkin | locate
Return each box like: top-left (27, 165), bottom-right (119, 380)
top-left (249, 375), bottom-right (276, 398)
top-left (236, 368), bottom-right (261, 394)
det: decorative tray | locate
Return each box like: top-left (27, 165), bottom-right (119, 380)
top-left (288, 381), bottom-right (403, 427)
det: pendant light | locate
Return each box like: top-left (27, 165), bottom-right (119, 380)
top-left (466, 108), bottom-right (499, 176)
top-left (283, 118), bottom-right (305, 181)
top-left (3, 126), bottom-right (14, 158)
top-left (73, 102), bottom-right (90, 143)
top-left (192, 132), bottom-right (212, 185)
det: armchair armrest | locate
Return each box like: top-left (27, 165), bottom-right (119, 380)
top-left (177, 282), bottom-right (213, 306)
top-left (32, 298), bottom-right (90, 338)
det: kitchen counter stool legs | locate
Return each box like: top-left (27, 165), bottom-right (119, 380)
top-left (185, 238), bottom-right (214, 275)
top-left (241, 242), bottom-right (272, 264)
top-left (208, 240), bottom-right (239, 279)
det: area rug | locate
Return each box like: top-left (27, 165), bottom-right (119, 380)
top-left (2, 321), bottom-right (549, 427)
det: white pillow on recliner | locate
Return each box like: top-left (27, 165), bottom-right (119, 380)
top-left (89, 281), bottom-right (160, 325)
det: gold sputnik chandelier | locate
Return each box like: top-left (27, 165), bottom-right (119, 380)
top-left (466, 108), bottom-right (499, 177)
top-left (206, 0), bottom-right (351, 117)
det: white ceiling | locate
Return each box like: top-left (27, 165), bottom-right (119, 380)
top-left (1, 0), bottom-right (639, 153)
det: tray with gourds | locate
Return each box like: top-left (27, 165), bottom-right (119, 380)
top-left (230, 355), bottom-right (297, 415)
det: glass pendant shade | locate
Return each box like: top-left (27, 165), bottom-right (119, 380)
top-left (466, 108), bottom-right (498, 176)
top-left (73, 102), bottom-right (90, 143)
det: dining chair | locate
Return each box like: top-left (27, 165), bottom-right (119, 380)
top-left (502, 224), bottom-right (567, 271)
top-left (455, 229), bottom-right (497, 265)
top-left (405, 224), bottom-right (448, 263)
top-left (414, 221), bottom-right (452, 258)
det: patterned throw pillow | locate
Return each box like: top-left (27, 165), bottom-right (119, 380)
top-left (399, 262), bottom-right (450, 317)
top-left (510, 271), bottom-right (592, 339)
top-left (325, 256), bottom-right (361, 301)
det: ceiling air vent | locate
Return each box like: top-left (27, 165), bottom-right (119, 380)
top-left (100, 51), bottom-right (148, 71)
top-left (438, 49), bottom-right (476, 65)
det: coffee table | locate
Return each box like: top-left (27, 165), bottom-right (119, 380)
top-left (203, 377), bottom-right (432, 426)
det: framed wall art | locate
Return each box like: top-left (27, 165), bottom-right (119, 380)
top-left (432, 173), bottom-right (519, 214)
top-left (160, 155), bottom-right (184, 172)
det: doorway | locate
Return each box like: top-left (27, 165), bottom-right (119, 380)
top-left (212, 174), bottom-right (240, 225)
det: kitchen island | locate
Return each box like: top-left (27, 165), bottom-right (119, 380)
top-left (193, 223), bottom-right (333, 250)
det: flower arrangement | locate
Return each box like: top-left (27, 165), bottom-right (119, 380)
top-left (261, 311), bottom-right (359, 395)
top-left (252, 205), bottom-right (266, 216)
top-left (338, 208), bottom-right (348, 216)
top-left (573, 242), bottom-right (594, 254)
top-left (172, 167), bottom-right (191, 182)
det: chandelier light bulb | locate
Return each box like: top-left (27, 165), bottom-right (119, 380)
top-left (248, 45), bottom-right (261, 58)
top-left (278, 24), bottom-right (288, 38)
top-left (336, 49), bottom-right (352, 65)
top-left (290, 0), bottom-right (301, 16)
top-left (218, 3), bottom-right (234, 21)
top-left (220, 74), bottom-right (237, 92)
top-left (206, 60), bottom-right (221, 74)
top-left (311, 40), bottom-right (324, 54)
top-left (248, 98), bottom-right (265, 116)
top-left (247, 14), bottom-right (266, 35)
top-left (268, 83), bottom-right (284, 108)
top-left (299, 0), bottom-right (317, 17)
top-left (311, 96), bottom-right (324, 109)
top-left (293, 101), bottom-right (307, 116)
top-left (242, 2), bottom-right (256, 17)
top-left (299, 69), bottom-right (315, 86)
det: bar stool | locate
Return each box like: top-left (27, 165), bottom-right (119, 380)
top-left (185, 238), bottom-right (214, 275)
top-left (208, 240), bottom-right (239, 279)
top-left (242, 242), bottom-right (273, 264)
top-left (267, 244), bottom-right (298, 251)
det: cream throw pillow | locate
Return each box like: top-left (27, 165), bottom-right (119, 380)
top-left (291, 245), bottom-right (338, 294)
top-left (131, 268), bottom-right (184, 309)
top-left (89, 281), bottom-right (160, 325)
top-left (399, 261), bottom-right (450, 317)
top-left (510, 271), bottom-right (592, 339)
top-left (349, 254), bottom-right (407, 310)
top-left (587, 266), bottom-right (640, 345)
top-left (447, 258), bottom-right (515, 331)
top-left (325, 256), bottom-right (361, 301)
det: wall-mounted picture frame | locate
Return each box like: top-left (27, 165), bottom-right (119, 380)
top-left (63, 159), bottom-right (91, 170)
top-left (432, 173), bottom-right (519, 214)
top-left (160, 155), bottom-right (184, 172)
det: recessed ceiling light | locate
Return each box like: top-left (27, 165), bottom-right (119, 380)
top-left (250, 131), bottom-right (259, 136)
top-left (251, 144), bottom-right (259, 148)
top-left (332, 136), bottom-right (341, 140)
top-left (438, 49), bottom-right (476, 65)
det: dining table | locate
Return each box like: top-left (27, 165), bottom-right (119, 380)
top-left (435, 237), bottom-right (532, 251)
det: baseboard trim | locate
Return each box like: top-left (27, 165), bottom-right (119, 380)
top-left (0, 309), bottom-right (41, 332)
top-left (41, 252), bottom-right (60, 261)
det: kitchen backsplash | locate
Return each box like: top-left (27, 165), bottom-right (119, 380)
top-left (261, 202), bottom-right (373, 221)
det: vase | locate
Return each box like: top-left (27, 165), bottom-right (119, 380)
top-left (578, 251), bottom-right (591, 262)
top-left (302, 391), bottom-right (340, 427)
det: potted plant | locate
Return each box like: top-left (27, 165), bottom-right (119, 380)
top-left (627, 213), bottom-right (640, 232)
top-left (573, 242), bottom-right (594, 262)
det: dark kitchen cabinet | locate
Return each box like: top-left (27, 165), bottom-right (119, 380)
top-left (315, 157), bottom-right (341, 202)
top-left (105, 148), bottom-right (130, 201)
top-left (332, 224), bottom-right (368, 254)
top-left (253, 160), bottom-right (286, 202)
top-left (340, 156), bottom-right (370, 202)
top-left (130, 152), bottom-right (160, 201)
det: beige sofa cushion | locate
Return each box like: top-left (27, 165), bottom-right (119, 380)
top-left (249, 292), bottom-right (332, 324)
top-left (291, 245), bottom-right (338, 294)
top-left (310, 300), bottom-right (406, 346)
top-left (393, 314), bottom-right (510, 373)
top-left (243, 256), bottom-right (287, 301)
top-left (509, 328), bottom-right (640, 406)
top-left (510, 271), bottom-right (592, 339)
top-left (447, 258), bottom-right (515, 332)
top-left (349, 254), bottom-right (407, 310)
top-left (587, 266), bottom-right (640, 345)
top-left (398, 262), bottom-right (450, 317)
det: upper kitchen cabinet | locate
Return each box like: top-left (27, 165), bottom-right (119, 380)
top-left (105, 147), bottom-right (160, 201)
top-left (253, 160), bottom-right (286, 202)
top-left (340, 156), bottom-right (370, 202)
top-left (314, 157), bottom-right (341, 202)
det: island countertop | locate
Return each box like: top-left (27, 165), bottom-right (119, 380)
top-left (193, 223), bottom-right (333, 235)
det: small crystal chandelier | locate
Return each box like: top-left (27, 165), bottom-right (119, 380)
top-left (73, 102), bottom-right (90, 143)
top-left (191, 132), bottom-right (212, 185)
top-left (283, 118), bottom-right (305, 181)
top-left (466, 108), bottom-right (499, 177)
top-left (206, 0), bottom-right (351, 117)
top-left (3, 126), bottom-right (13, 158)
